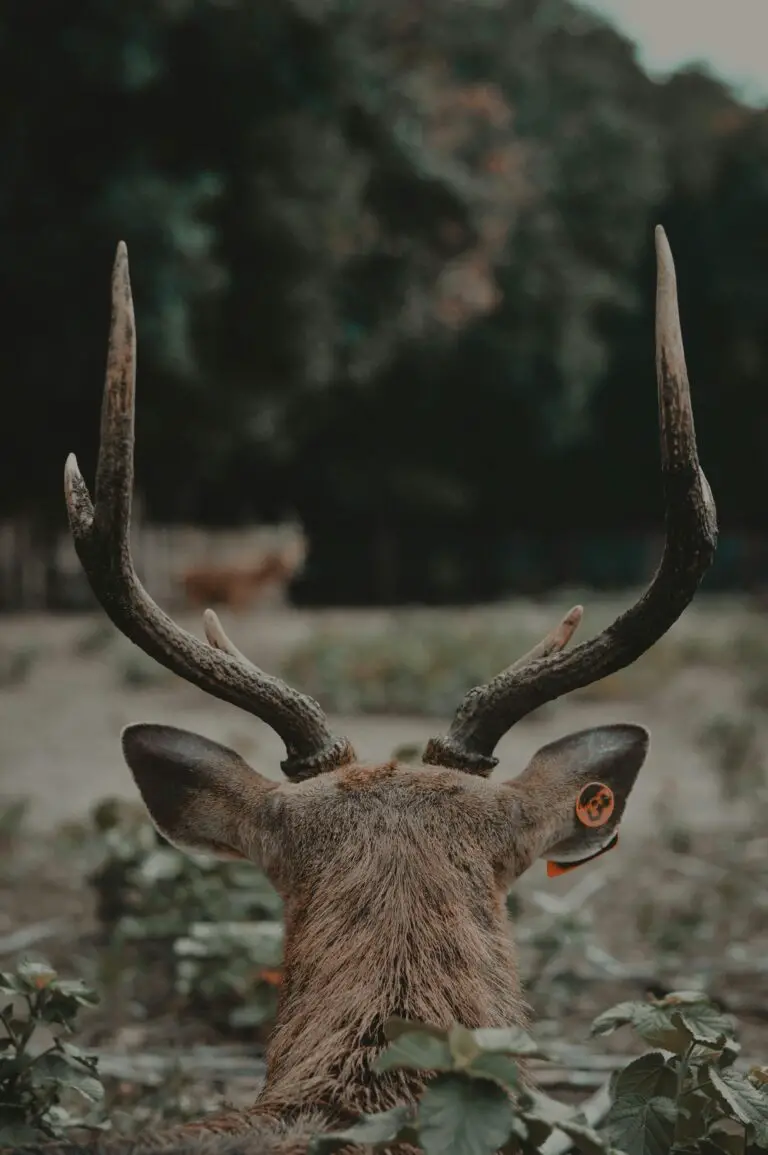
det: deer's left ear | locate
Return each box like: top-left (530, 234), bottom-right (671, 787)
top-left (501, 724), bottom-right (649, 878)
top-left (121, 723), bottom-right (278, 863)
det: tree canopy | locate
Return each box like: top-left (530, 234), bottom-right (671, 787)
top-left (2, 0), bottom-right (766, 600)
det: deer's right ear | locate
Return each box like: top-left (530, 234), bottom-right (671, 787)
top-left (502, 724), bottom-right (650, 878)
top-left (121, 724), bottom-right (276, 861)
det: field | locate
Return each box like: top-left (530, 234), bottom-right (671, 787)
top-left (1, 592), bottom-right (767, 1135)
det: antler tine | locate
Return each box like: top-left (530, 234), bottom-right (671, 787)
top-left (424, 226), bottom-right (718, 776)
top-left (65, 243), bottom-right (355, 782)
top-left (203, 608), bottom-right (251, 663)
top-left (507, 605), bottom-right (583, 672)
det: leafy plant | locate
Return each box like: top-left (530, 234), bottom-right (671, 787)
top-left (0, 960), bottom-right (105, 1144)
top-left (592, 990), bottom-right (767, 1154)
top-left (174, 920), bottom-right (284, 1030)
top-left (310, 993), bottom-right (767, 1155)
top-left (87, 799), bottom-right (284, 1032)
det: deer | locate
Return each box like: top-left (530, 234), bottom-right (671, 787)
top-left (13, 226), bottom-right (717, 1154)
top-left (180, 537), bottom-right (306, 613)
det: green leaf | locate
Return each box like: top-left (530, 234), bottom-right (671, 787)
top-left (604, 1093), bottom-right (677, 1155)
top-left (709, 1067), bottom-right (768, 1146)
top-left (383, 1017), bottom-right (448, 1042)
top-left (673, 1005), bottom-right (738, 1048)
top-left (674, 1086), bottom-right (720, 1147)
top-left (418, 1074), bottom-right (514, 1155)
top-left (449, 1023), bottom-right (481, 1068)
top-left (51, 981), bottom-right (100, 1008)
top-left (39, 994), bottom-right (91, 1027)
top-left (58, 1041), bottom-right (98, 1065)
top-left (591, 1001), bottom-right (690, 1051)
top-left (612, 1052), bottom-right (677, 1102)
top-left (30, 1053), bottom-right (105, 1103)
top-left (592, 1001), bottom-right (654, 1037)
top-left (658, 990), bottom-right (721, 1006)
top-left (43, 1104), bottom-right (77, 1130)
top-left (471, 1026), bottom-right (548, 1059)
top-left (0, 974), bottom-right (22, 996)
top-left (466, 1052), bottom-right (521, 1090)
top-left (308, 1105), bottom-right (413, 1153)
top-left (375, 1030), bottom-right (453, 1073)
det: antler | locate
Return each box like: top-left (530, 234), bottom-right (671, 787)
top-left (424, 226), bottom-right (718, 775)
top-left (65, 242), bottom-right (355, 782)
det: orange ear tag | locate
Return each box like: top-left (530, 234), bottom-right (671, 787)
top-left (546, 783), bottom-right (618, 877)
top-left (575, 782), bottom-right (615, 828)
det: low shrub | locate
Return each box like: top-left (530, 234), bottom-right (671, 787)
top-left (88, 800), bottom-right (284, 1033)
top-left (0, 960), bottom-right (105, 1145)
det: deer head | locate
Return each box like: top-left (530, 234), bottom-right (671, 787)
top-left (64, 227), bottom-right (716, 1118)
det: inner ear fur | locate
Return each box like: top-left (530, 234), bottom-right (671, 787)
top-left (121, 723), bottom-right (276, 861)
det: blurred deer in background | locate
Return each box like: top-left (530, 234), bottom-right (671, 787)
top-left (180, 533), bottom-right (306, 613)
top-left (18, 226), bottom-right (717, 1153)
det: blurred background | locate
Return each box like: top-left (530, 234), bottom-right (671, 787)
top-left (2, 0), bottom-right (768, 611)
top-left (1, 0), bottom-right (768, 1128)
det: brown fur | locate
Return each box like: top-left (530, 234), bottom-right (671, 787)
top-left (254, 764), bottom-right (533, 1120)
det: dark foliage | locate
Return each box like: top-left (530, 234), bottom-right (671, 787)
top-left (1, 0), bottom-right (766, 601)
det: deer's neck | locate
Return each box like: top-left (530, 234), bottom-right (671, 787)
top-left (253, 860), bottom-right (528, 1121)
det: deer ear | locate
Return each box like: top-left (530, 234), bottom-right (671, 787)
top-left (509, 724), bottom-right (649, 876)
top-left (121, 723), bottom-right (274, 861)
